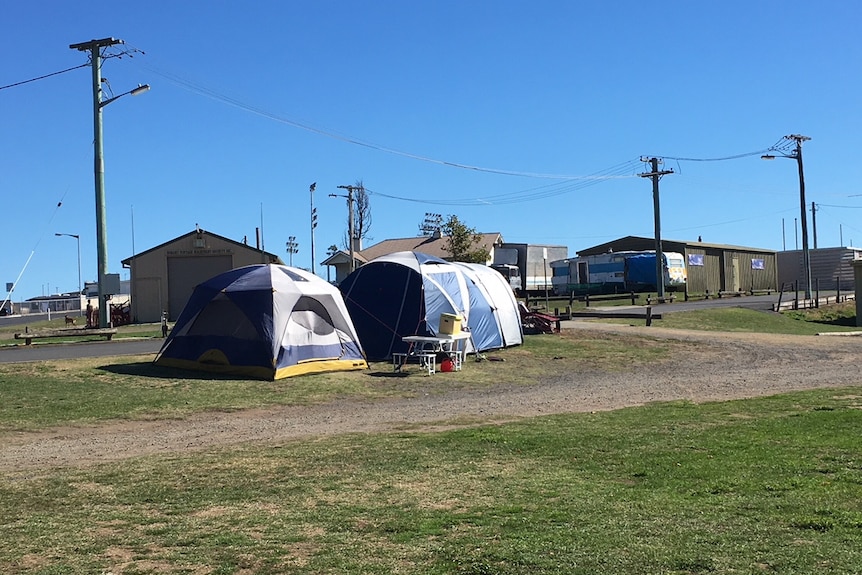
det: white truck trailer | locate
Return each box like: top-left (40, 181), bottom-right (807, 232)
top-left (491, 243), bottom-right (568, 296)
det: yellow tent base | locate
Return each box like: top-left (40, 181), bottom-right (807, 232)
top-left (275, 359), bottom-right (368, 379)
top-left (154, 357), bottom-right (367, 380)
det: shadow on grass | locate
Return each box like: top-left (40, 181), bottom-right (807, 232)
top-left (810, 316), bottom-right (857, 327)
top-left (365, 371), bottom-right (411, 378)
top-left (98, 362), bottom-right (244, 381)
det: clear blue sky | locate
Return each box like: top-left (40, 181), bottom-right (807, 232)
top-left (2, 1), bottom-right (860, 301)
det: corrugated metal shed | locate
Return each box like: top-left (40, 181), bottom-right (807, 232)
top-left (777, 247), bottom-right (862, 292)
top-left (576, 235), bottom-right (777, 294)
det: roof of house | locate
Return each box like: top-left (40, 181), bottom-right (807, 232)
top-left (120, 228), bottom-right (284, 265)
top-left (357, 232), bottom-right (504, 262)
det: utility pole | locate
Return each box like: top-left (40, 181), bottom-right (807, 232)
top-left (762, 134), bottom-right (812, 299)
top-left (792, 135), bottom-right (812, 299)
top-left (811, 201), bottom-right (818, 250)
top-left (638, 157), bottom-right (673, 300)
top-left (70, 37), bottom-right (148, 327)
top-left (332, 185), bottom-right (361, 273)
top-left (70, 37), bottom-right (122, 328)
top-left (795, 218), bottom-right (798, 250)
top-left (310, 183), bottom-right (317, 275)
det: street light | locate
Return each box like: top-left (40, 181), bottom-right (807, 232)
top-left (762, 134), bottom-right (812, 300)
top-left (55, 233), bottom-right (82, 315)
top-left (286, 236), bottom-right (299, 267)
top-left (70, 37), bottom-right (149, 327)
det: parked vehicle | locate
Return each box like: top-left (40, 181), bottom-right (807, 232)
top-left (551, 250), bottom-right (687, 295)
top-left (491, 243), bottom-right (568, 296)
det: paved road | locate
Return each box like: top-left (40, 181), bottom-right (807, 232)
top-left (650, 294), bottom-right (781, 313)
top-left (0, 312), bottom-right (53, 329)
top-left (570, 293), bottom-right (782, 318)
top-left (0, 338), bottom-right (163, 363)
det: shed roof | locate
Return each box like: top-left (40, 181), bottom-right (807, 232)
top-left (121, 228), bottom-right (284, 265)
top-left (577, 235), bottom-right (776, 257)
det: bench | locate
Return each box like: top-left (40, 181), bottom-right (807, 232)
top-left (14, 327), bottom-right (119, 345)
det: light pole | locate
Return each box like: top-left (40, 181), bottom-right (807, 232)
top-left (55, 233), bottom-right (82, 315)
top-left (310, 183), bottom-right (317, 275)
top-left (286, 236), bottom-right (299, 267)
top-left (762, 134), bottom-right (812, 299)
top-left (70, 37), bottom-right (149, 327)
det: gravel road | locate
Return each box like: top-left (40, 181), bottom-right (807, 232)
top-left (1, 322), bottom-right (859, 474)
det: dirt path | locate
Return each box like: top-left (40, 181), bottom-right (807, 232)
top-left (1, 323), bottom-right (859, 474)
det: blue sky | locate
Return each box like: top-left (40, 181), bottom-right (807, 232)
top-left (2, 1), bottom-right (860, 301)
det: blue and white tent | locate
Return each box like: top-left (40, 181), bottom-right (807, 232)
top-left (154, 264), bottom-right (367, 379)
top-left (452, 261), bottom-right (523, 352)
top-left (339, 251), bottom-right (522, 361)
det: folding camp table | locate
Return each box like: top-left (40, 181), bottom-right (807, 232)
top-left (393, 333), bottom-right (471, 375)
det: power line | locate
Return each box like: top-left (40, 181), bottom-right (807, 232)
top-left (366, 159), bottom-right (643, 206)
top-left (651, 138), bottom-right (790, 162)
top-left (131, 61), bottom-right (787, 190)
top-left (0, 63), bottom-right (88, 91)
top-left (140, 62), bottom-right (783, 182)
top-left (136, 63), bottom-right (592, 179)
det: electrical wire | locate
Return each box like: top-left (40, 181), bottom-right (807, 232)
top-left (365, 159), bottom-right (643, 206)
top-left (650, 138), bottom-right (791, 162)
top-left (135, 61), bottom-right (645, 181)
top-left (0, 63), bottom-right (88, 91)
top-left (129, 59), bottom-right (792, 204)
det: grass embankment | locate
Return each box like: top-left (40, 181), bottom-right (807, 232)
top-left (1, 389), bottom-right (860, 574)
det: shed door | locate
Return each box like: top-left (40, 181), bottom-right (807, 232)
top-left (167, 255), bottom-right (233, 320)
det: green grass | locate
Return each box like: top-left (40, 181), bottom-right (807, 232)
top-left (613, 304), bottom-right (860, 335)
top-left (2, 306), bottom-right (861, 572)
top-left (0, 331), bottom-right (678, 433)
top-left (2, 388), bottom-right (861, 574)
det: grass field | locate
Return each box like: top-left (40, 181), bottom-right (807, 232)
top-left (1, 389), bottom-right (860, 574)
top-left (0, 330), bottom-right (675, 433)
top-left (1, 304), bottom-right (861, 573)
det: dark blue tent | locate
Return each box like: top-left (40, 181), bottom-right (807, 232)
top-left (339, 252), bottom-right (522, 361)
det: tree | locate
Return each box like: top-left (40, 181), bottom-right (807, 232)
top-left (442, 214), bottom-right (489, 263)
top-left (354, 180), bottom-right (372, 244)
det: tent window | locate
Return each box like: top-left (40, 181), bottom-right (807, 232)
top-left (187, 296), bottom-right (261, 340)
top-left (276, 267), bottom-right (309, 282)
top-left (290, 296), bottom-right (335, 336)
